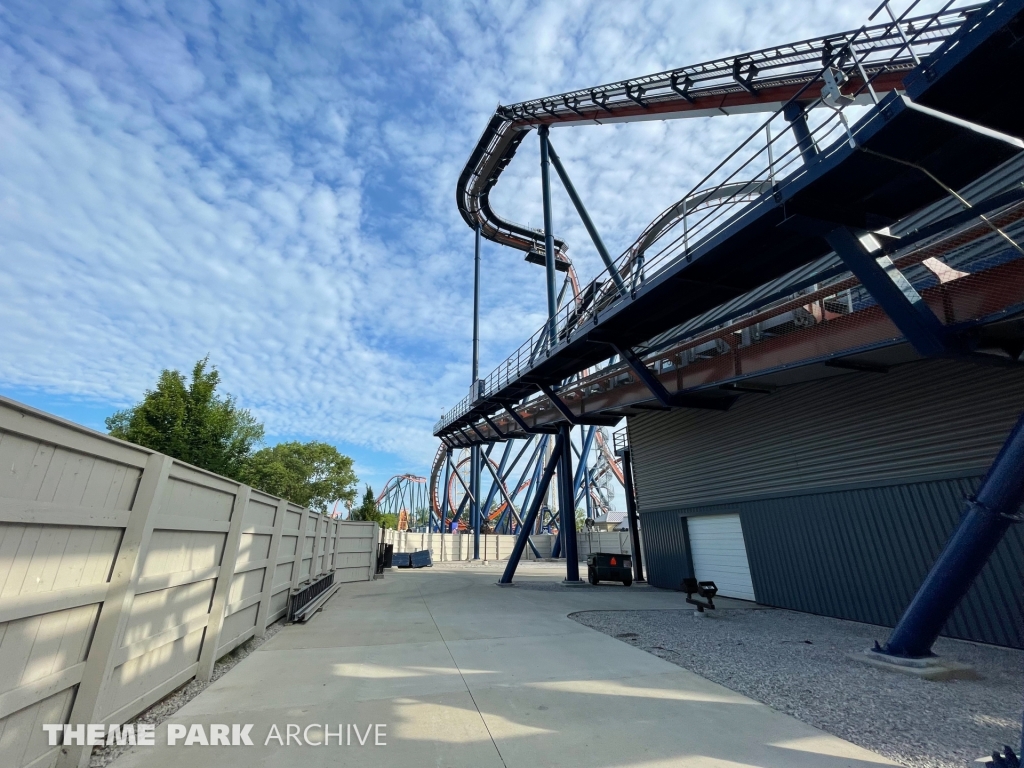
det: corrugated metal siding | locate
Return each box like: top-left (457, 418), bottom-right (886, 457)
top-left (638, 506), bottom-right (692, 590)
top-left (628, 358), bottom-right (1024, 510)
top-left (655, 477), bottom-right (1024, 648)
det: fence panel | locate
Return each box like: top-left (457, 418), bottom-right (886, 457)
top-left (0, 396), bottom-right (375, 768)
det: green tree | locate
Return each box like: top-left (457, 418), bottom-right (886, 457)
top-left (575, 507), bottom-right (587, 532)
top-left (379, 513), bottom-right (399, 530)
top-left (106, 357), bottom-right (263, 479)
top-left (239, 441), bottom-right (357, 513)
top-left (350, 485), bottom-right (380, 523)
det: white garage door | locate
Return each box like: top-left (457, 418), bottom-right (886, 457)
top-left (687, 514), bottom-right (756, 601)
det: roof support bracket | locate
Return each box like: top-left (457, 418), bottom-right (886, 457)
top-left (732, 57), bottom-right (758, 95)
top-left (826, 226), bottom-right (951, 357)
top-left (482, 414), bottom-right (511, 439)
top-left (469, 422), bottom-right (500, 444)
top-left (669, 72), bottom-right (695, 104)
top-left (612, 344), bottom-right (737, 411)
top-left (539, 384), bottom-right (580, 425)
top-left (500, 402), bottom-right (559, 434)
top-left (624, 82), bottom-right (649, 109)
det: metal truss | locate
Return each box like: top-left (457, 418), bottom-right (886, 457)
top-left (437, 0), bottom-right (1024, 442)
top-left (427, 426), bottom-right (625, 540)
top-left (375, 474), bottom-right (429, 531)
top-left (436, 0), bottom-right (1024, 720)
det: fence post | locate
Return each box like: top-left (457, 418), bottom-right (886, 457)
top-left (196, 485), bottom-right (250, 682)
top-left (255, 496), bottom-right (289, 638)
top-left (58, 453), bottom-right (172, 768)
top-left (309, 513), bottom-right (323, 579)
top-left (289, 508), bottom-right (307, 595)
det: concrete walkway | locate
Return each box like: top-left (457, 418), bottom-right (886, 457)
top-left (109, 562), bottom-right (895, 768)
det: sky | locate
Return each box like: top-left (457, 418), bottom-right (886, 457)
top-left (0, 0), bottom-right (892, 490)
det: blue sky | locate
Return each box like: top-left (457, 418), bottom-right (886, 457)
top-left (0, 0), bottom-right (887, 490)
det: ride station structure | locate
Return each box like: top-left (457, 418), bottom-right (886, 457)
top-left (433, 0), bottom-right (1024, 669)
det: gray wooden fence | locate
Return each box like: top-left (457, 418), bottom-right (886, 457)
top-left (0, 395), bottom-right (378, 768)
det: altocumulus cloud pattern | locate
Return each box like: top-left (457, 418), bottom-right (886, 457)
top-left (0, 0), bottom-right (882, 480)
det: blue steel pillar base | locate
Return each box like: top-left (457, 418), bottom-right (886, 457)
top-left (851, 649), bottom-right (978, 681)
top-left (879, 408), bottom-right (1024, 659)
top-left (561, 579), bottom-right (587, 587)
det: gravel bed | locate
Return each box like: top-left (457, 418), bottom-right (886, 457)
top-left (89, 620), bottom-right (285, 768)
top-left (571, 607), bottom-right (1023, 768)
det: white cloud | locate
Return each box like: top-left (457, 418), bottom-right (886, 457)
top-left (0, 0), bottom-right (914, 472)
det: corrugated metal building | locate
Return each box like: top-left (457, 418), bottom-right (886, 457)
top-left (629, 358), bottom-right (1024, 647)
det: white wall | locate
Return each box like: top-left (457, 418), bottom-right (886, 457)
top-left (386, 529), bottom-right (634, 561)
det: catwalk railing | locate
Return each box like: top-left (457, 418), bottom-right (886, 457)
top-left (441, 188), bottom-right (1024, 440)
top-left (0, 395), bottom-right (378, 768)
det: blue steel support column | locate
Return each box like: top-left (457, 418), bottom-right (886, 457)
top-left (440, 456), bottom-right (450, 533)
top-left (882, 408), bottom-right (1024, 658)
top-left (558, 424), bottom-right (581, 581)
top-left (826, 227), bottom-right (948, 357)
top-left (500, 432), bottom-right (564, 585)
top-left (545, 141), bottom-right (628, 298)
top-left (621, 447), bottom-right (645, 583)
top-left (519, 436), bottom-right (548, 534)
top-left (572, 426), bottom-right (596, 502)
top-left (470, 223), bottom-right (482, 559)
top-left (471, 446), bottom-right (481, 558)
top-left (481, 440), bottom-right (513, 527)
top-left (583, 462), bottom-right (593, 521)
top-left (783, 101), bottom-right (818, 164)
top-left (539, 125), bottom-right (558, 347)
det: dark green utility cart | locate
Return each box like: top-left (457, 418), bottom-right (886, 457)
top-left (587, 553), bottom-right (633, 586)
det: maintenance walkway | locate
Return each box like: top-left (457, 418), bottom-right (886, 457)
top-left (107, 562), bottom-right (894, 768)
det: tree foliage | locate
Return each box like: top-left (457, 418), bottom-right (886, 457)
top-left (106, 358), bottom-right (263, 480)
top-left (239, 441), bottom-right (357, 513)
top-left (350, 485), bottom-right (380, 522)
top-left (107, 358), bottom-right (358, 513)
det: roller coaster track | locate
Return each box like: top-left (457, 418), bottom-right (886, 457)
top-left (458, 4), bottom-right (980, 260)
top-left (437, 0), bottom-right (1024, 443)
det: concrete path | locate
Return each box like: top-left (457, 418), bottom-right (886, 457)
top-left (109, 561), bottom-right (895, 768)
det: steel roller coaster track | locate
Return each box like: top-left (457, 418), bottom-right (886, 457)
top-left (437, 0), bottom-right (1024, 443)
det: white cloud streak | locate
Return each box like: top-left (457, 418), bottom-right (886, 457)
top-left (0, 0), bottom-right (890, 472)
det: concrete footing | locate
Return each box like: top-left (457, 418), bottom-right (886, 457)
top-left (849, 649), bottom-right (980, 681)
top-left (562, 579), bottom-right (587, 587)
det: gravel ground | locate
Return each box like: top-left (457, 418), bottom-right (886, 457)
top-left (89, 620), bottom-right (284, 768)
top-left (571, 607), bottom-right (1024, 768)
